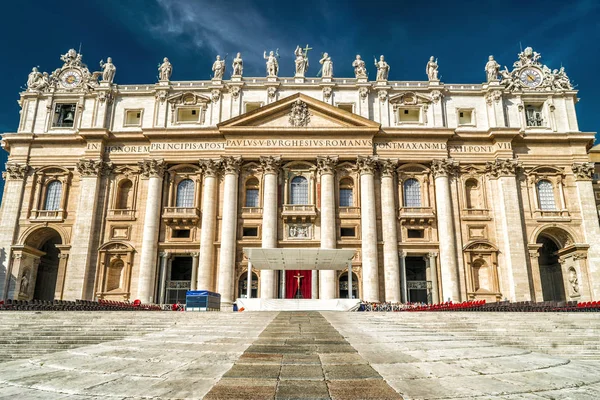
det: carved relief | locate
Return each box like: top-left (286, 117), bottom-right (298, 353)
top-left (221, 156), bottom-right (242, 175)
top-left (259, 156), bottom-right (281, 175)
top-left (378, 90), bottom-right (388, 103)
top-left (139, 159), bottom-right (166, 178)
top-left (568, 267), bottom-right (580, 297)
top-left (356, 156), bottom-right (378, 175)
top-left (430, 159), bottom-right (457, 178)
top-left (199, 159), bottom-right (221, 178)
top-left (485, 90), bottom-right (502, 105)
top-left (211, 89), bottom-right (221, 102)
top-left (358, 87), bottom-right (369, 100)
top-left (288, 223), bottom-right (311, 239)
top-left (289, 99), bottom-right (311, 127)
top-left (229, 85), bottom-right (241, 100)
top-left (379, 159), bottom-right (397, 177)
top-left (76, 159), bottom-right (108, 176)
top-left (572, 162), bottom-right (594, 181)
top-left (316, 156), bottom-right (338, 175)
top-left (322, 87), bottom-right (332, 100)
top-left (485, 158), bottom-right (520, 178)
top-left (267, 86), bottom-right (278, 99)
top-left (3, 163), bottom-right (29, 180)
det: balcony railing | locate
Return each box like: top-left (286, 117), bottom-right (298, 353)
top-left (241, 206), bottom-right (263, 217)
top-left (107, 209), bottom-right (136, 220)
top-left (162, 207), bottom-right (200, 224)
top-left (281, 204), bottom-right (317, 222)
top-left (398, 206), bottom-right (435, 224)
top-left (338, 206), bottom-right (360, 216)
top-left (462, 208), bottom-right (490, 219)
top-left (30, 209), bottom-right (65, 221)
top-left (534, 209), bottom-right (570, 220)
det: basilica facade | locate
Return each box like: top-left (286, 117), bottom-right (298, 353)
top-left (1, 46), bottom-right (598, 306)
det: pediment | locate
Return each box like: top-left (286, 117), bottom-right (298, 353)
top-left (218, 93), bottom-right (380, 131)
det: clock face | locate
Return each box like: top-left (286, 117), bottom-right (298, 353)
top-left (60, 70), bottom-right (82, 88)
top-left (519, 68), bottom-right (543, 88)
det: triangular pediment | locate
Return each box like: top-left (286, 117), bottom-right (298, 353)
top-left (218, 93), bottom-right (380, 132)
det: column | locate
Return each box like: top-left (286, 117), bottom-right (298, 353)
top-left (64, 159), bottom-right (109, 300)
top-left (528, 245), bottom-right (543, 302)
top-left (137, 159), bottom-right (165, 303)
top-left (431, 159), bottom-right (460, 302)
top-left (380, 159), bottom-right (401, 303)
top-left (399, 251), bottom-right (408, 302)
top-left (311, 271), bottom-right (318, 299)
top-left (487, 159), bottom-right (531, 301)
top-left (317, 156), bottom-right (338, 299)
top-left (427, 252), bottom-right (439, 304)
top-left (572, 162), bottom-right (600, 299)
top-left (190, 252), bottom-right (199, 291)
top-left (0, 163), bottom-right (29, 300)
top-left (357, 156), bottom-right (379, 302)
top-left (348, 260), bottom-right (353, 299)
top-left (158, 252), bottom-right (170, 304)
top-left (217, 157), bottom-right (241, 304)
top-left (246, 261), bottom-right (252, 299)
top-left (260, 156), bottom-right (280, 299)
top-left (280, 271), bottom-right (286, 299)
top-left (197, 159), bottom-right (220, 291)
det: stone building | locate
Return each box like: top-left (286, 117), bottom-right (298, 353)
top-left (0, 47), bottom-right (598, 306)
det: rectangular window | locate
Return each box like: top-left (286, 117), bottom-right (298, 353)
top-left (245, 102), bottom-right (262, 113)
top-left (245, 189), bottom-right (259, 207)
top-left (177, 108), bottom-right (200, 123)
top-left (458, 109), bottom-right (474, 125)
top-left (339, 188), bottom-right (353, 207)
top-left (125, 110), bottom-right (142, 126)
top-left (337, 104), bottom-right (354, 113)
top-left (407, 229), bottom-right (424, 239)
top-left (340, 227), bottom-right (356, 237)
top-left (173, 229), bottom-right (191, 238)
top-left (525, 104), bottom-right (544, 127)
top-left (243, 227), bottom-right (259, 237)
top-left (52, 103), bottom-right (76, 128)
top-left (398, 108), bottom-right (420, 123)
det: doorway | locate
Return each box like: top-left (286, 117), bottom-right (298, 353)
top-left (537, 235), bottom-right (566, 302)
top-left (32, 233), bottom-right (61, 301)
top-left (166, 256), bottom-right (192, 304)
top-left (339, 272), bottom-right (358, 299)
top-left (238, 272), bottom-right (258, 298)
top-left (406, 256), bottom-right (429, 303)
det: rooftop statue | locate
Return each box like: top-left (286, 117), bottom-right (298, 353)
top-left (426, 56), bottom-right (439, 81)
top-left (158, 57), bottom-right (172, 81)
top-left (264, 50), bottom-right (279, 77)
top-left (100, 57), bottom-right (116, 84)
top-left (319, 53), bottom-right (333, 78)
top-left (501, 46), bottom-right (573, 91)
top-left (374, 55), bottom-right (389, 81)
top-left (352, 55), bottom-right (368, 79)
top-left (232, 52), bottom-right (243, 76)
top-left (294, 45), bottom-right (311, 78)
top-left (485, 55), bottom-right (500, 82)
top-left (212, 55), bottom-right (226, 80)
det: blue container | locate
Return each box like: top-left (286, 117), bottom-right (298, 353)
top-left (186, 290), bottom-right (221, 311)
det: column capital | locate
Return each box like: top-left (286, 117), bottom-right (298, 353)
top-left (3, 162), bottom-right (29, 180)
top-left (357, 155), bottom-right (378, 175)
top-left (572, 162), bottom-right (594, 181)
top-left (431, 158), bottom-right (458, 178)
top-left (76, 158), bottom-right (111, 177)
top-left (221, 156), bottom-right (242, 175)
top-left (139, 158), bottom-right (166, 178)
top-left (259, 155), bottom-right (281, 175)
top-left (427, 252), bottom-right (438, 259)
top-left (379, 159), bottom-right (397, 177)
top-left (485, 158), bottom-right (520, 179)
top-left (190, 252), bottom-right (200, 258)
top-left (399, 250), bottom-right (407, 258)
top-left (317, 156), bottom-right (338, 175)
top-left (199, 158), bottom-right (221, 178)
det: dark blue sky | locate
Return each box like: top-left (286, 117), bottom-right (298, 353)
top-left (1, 0), bottom-right (599, 196)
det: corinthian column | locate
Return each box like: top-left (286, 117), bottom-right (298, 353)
top-left (486, 158), bottom-right (530, 301)
top-left (136, 159), bottom-right (165, 303)
top-left (260, 156), bottom-right (280, 299)
top-left (197, 159), bottom-right (220, 291)
top-left (358, 156), bottom-right (380, 302)
top-left (431, 159), bottom-right (460, 302)
top-left (0, 163), bottom-right (29, 300)
top-left (65, 159), bottom-right (112, 300)
top-left (572, 162), bottom-right (600, 299)
top-left (317, 156), bottom-right (338, 299)
top-left (380, 159), bottom-right (401, 303)
top-left (217, 156), bottom-right (242, 304)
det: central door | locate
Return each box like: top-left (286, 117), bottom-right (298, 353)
top-left (285, 270), bottom-right (312, 299)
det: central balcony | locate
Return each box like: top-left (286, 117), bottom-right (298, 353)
top-left (107, 209), bottom-right (136, 221)
top-left (29, 209), bottom-right (66, 222)
top-left (162, 206), bottom-right (200, 225)
top-left (241, 206), bottom-right (263, 218)
top-left (281, 204), bottom-right (317, 222)
top-left (398, 206), bottom-right (435, 225)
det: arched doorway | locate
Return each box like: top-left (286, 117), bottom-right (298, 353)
top-left (238, 272), bottom-right (258, 298)
top-left (537, 235), bottom-right (566, 302)
top-left (339, 272), bottom-right (358, 299)
top-left (33, 233), bottom-right (61, 301)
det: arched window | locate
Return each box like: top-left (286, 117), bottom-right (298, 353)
top-left (291, 176), bottom-right (309, 205)
top-left (536, 180), bottom-right (556, 211)
top-left (44, 181), bottom-right (62, 211)
top-left (464, 178), bottom-right (481, 209)
top-left (403, 178), bottom-right (421, 207)
top-left (245, 177), bottom-right (260, 207)
top-left (339, 178), bottom-right (354, 207)
top-left (176, 179), bottom-right (195, 208)
top-left (116, 179), bottom-right (133, 209)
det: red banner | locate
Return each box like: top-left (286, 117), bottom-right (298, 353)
top-left (285, 270), bottom-right (312, 299)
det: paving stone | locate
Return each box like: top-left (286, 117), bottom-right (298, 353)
top-left (276, 380), bottom-right (330, 400)
top-left (280, 364), bottom-right (324, 380)
top-left (223, 363), bottom-right (281, 379)
top-left (323, 364), bottom-right (382, 380)
top-left (282, 354), bottom-right (321, 364)
top-left (319, 353), bottom-right (368, 365)
top-left (327, 380), bottom-right (402, 399)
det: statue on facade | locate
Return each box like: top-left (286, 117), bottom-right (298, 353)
top-left (27, 67), bottom-right (42, 90)
top-left (568, 268), bottom-right (579, 296)
top-left (158, 57), bottom-right (172, 81)
top-left (60, 48), bottom-right (83, 67)
top-left (374, 55), bottom-right (389, 81)
top-left (294, 45), bottom-right (310, 77)
top-left (485, 55), bottom-right (500, 82)
top-left (99, 57), bottom-right (116, 83)
top-left (352, 55), bottom-right (368, 79)
top-left (319, 53), bottom-right (333, 78)
top-left (19, 270), bottom-right (29, 295)
top-left (264, 50), bottom-right (279, 77)
top-left (212, 55), bottom-right (225, 80)
top-left (426, 56), bottom-right (439, 81)
top-left (514, 46), bottom-right (541, 68)
top-left (232, 52), bottom-right (243, 76)
top-left (555, 67), bottom-right (572, 90)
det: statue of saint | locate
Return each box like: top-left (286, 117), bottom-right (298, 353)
top-left (352, 55), bottom-right (367, 79)
top-left (212, 55), bottom-right (225, 80)
top-left (319, 53), bottom-right (333, 78)
top-left (294, 45), bottom-right (309, 77)
top-left (426, 56), bottom-right (439, 81)
top-left (374, 55), bottom-right (389, 81)
top-left (27, 67), bottom-right (42, 90)
top-left (232, 52), bottom-right (243, 76)
top-left (158, 57), bottom-right (172, 81)
top-left (485, 55), bottom-right (500, 82)
top-left (263, 50), bottom-right (279, 77)
top-left (19, 271), bottom-right (29, 295)
top-left (100, 57), bottom-right (116, 83)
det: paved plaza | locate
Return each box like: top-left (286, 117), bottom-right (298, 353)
top-left (0, 311), bottom-right (599, 399)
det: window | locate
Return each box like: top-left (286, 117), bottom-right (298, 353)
top-left (44, 181), bottom-right (62, 211)
top-left (172, 229), bottom-right (191, 238)
top-left (116, 179), bottom-right (133, 210)
top-left (176, 179), bottom-right (195, 208)
top-left (458, 109), bottom-right (473, 125)
top-left (407, 229), bottom-right (424, 239)
top-left (537, 180), bottom-right (556, 210)
top-left (125, 110), bottom-right (142, 126)
top-left (337, 104), bottom-right (354, 113)
top-left (243, 227), bottom-right (259, 237)
top-left (398, 108), bottom-right (420, 123)
top-left (106, 259), bottom-right (124, 292)
top-left (245, 178), bottom-right (260, 207)
top-left (177, 108), bottom-right (200, 123)
top-left (291, 176), bottom-right (309, 205)
top-left (339, 178), bottom-right (354, 207)
top-left (525, 105), bottom-right (544, 127)
top-left (464, 178), bottom-right (481, 209)
top-left (403, 179), bottom-right (421, 207)
top-left (245, 102), bottom-right (262, 113)
top-left (52, 103), bottom-right (76, 128)
top-left (340, 227), bottom-right (356, 237)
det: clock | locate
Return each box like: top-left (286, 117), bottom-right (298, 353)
top-left (60, 69), bottom-right (82, 88)
top-left (519, 68), bottom-right (542, 88)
